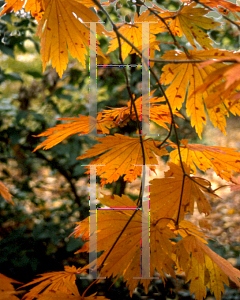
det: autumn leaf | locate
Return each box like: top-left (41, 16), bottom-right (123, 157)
top-left (157, 2), bottom-right (220, 50)
top-left (77, 133), bottom-right (168, 185)
top-left (0, 0), bottom-right (44, 20)
top-left (169, 139), bottom-right (240, 181)
top-left (0, 273), bottom-right (22, 300)
top-left (73, 193), bottom-right (176, 295)
top-left (160, 49), bottom-right (238, 137)
top-left (36, 0), bottom-right (99, 77)
top-left (150, 162), bottom-right (213, 223)
top-left (194, 57), bottom-right (240, 109)
top-left (189, 0), bottom-right (240, 13)
top-left (0, 180), bottom-right (14, 205)
top-left (101, 92), bottom-right (182, 130)
top-left (21, 265), bottom-right (85, 300)
top-left (35, 280), bottom-right (108, 299)
top-left (176, 235), bottom-right (240, 300)
top-left (33, 114), bottom-right (113, 152)
top-left (107, 11), bottom-right (164, 61)
top-left (174, 220), bottom-right (210, 243)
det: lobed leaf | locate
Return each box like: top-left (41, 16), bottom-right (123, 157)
top-left (21, 266), bottom-right (84, 300)
top-left (77, 133), bottom-right (168, 185)
top-left (176, 235), bottom-right (240, 300)
top-left (36, 0), bottom-right (99, 77)
top-left (156, 2), bottom-right (220, 50)
top-left (150, 162), bottom-right (212, 221)
top-left (170, 139), bottom-right (240, 181)
top-left (160, 49), bottom-right (239, 137)
top-left (73, 194), bottom-right (176, 295)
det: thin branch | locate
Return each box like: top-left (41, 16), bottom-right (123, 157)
top-left (136, 0), bottom-right (181, 48)
top-left (91, 0), bottom-right (188, 273)
top-left (91, 0), bottom-right (143, 58)
top-left (90, 0), bottom-right (147, 273)
top-left (113, 11), bottom-right (146, 207)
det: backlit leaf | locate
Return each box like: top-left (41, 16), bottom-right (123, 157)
top-left (36, 0), bottom-right (99, 77)
top-left (194, 57), bottom-right (240, 109)
top-left (21, 266), bottom-right (84, 300)
top-left (160, 49), bottom-right (237, 137)
top-left (170, 139), bottom-right (240, 181)
top-left (33, 114), bottom-right (113, 152)
top-left (176, 235), bottom-right (240, 300)
top-left (0, 0), bottom-right (44, 20)
top-left (107, 11), bottom-right (164, 61)
top-left (73, 194), bottom-right (176, 295)
top-left (150, 162), bottom-right (212, 221)
top-left (157, 2), bottom-right (220, 50)
top-left (77, 134), bottom-right (168, 185)
top-left (101, 92), bottom-right (182, 130)
top-left (190, 0), bottom-right (240, 13)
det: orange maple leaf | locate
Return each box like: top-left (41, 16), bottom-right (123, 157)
top-left (0, 181), bottom-right (14, 205)
top-left (150, 162), bottom-right (212, 221)
top-left (193, 57), bottom-right (240, 109)
top-left (77, 133), bottom-right (168, 185)
top-left (155, 2), bottom-right (220, 50)
top-left (33, 114), bottom-right (113, 152)
top-left (0, 0), bottom-right (44, 20)
top-left (24, 278), bottom-right (108, 299)
top-left (170, 139), bottom-right (240, 181)
top-left (101, 93), bottom-right (182, 130)
top-left (21, 265), bottom-right (85, 300)
top-left (0, 273), bottom-right (22, 300)
top-left (73, 193), bottom-right (176, 295)
top-left (36, 0), bottom-right (99, 77)
top-left (160, 49), bottom-right (239, 137)
top-left (176, 235), bottom-right (240, 300)
top-left (189, 0), bottom-right (240, 13)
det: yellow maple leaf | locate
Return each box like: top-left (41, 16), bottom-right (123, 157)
top-left (176, 235), bottom-right (240, 300)
top-left (107, 11), bottom-right (163, 61)
top-left (158, 2), bottom-right (220, 50)
top-left (194, 57), bottom-right (240, 109)
top-left (36, 0), bottom-right (99, 78)
top-left (21, 266), bottom-right (85, 300)
top-left (160, 49), bottom-right (238, 137)
top-left (150, 162), bottom-right (212, 221)
top-left (77, 133), bottom-right (168, 185)
top-left (0, 0), bottom-right (44, 20)
top-left (170, 139), bottom-right (240, 181)
top-left (73, 193), bottom-right (176, 295)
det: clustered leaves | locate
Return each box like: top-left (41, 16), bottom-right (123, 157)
top-left (1, 0), bottom-right (240, 299)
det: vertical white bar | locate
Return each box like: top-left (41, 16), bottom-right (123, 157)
top-left (89, 23), bottom-right (98, 278)
top-left (142, 22), bottom-right (150, 136)
top-left (141, 165), bottom-right (150, 278)
top-left (89, 22), bottom-right (97, 136)
top-left (89, 165), bottom-right (97, 278)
